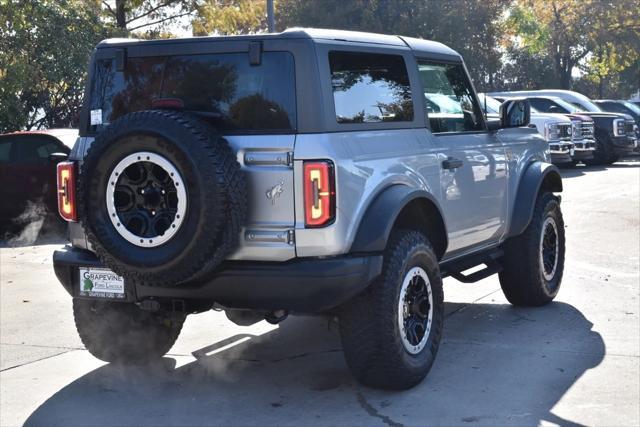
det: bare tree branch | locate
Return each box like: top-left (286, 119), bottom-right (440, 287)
top-left (126, 0), bottom-right (180, 24)
top-left (128, 10), bottom-right (192, 31)
top-left (102, 0), bottom-right (117, 19)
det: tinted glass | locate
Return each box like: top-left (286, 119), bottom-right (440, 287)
top-left (89, 52), bottom-right (296, 133)
top-left (598, 102), bottom-right (625, 114)
top-left (13, 136), bottom-right (60, 163)
top-left (418, 61), bottom-right (483, 133)
top-left (0, 140), bottom-right (11, 162)
top-left (477, 94), bottom-right (502, 114)
top-left (329, 51), bottom-right (413, 124)
top-left (530, 98), bottom-right (559, 113)
top-left (622, 102), bottom-right (640, 115)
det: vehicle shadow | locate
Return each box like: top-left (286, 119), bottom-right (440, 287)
top-left (24, 301), bottom-right (604, 427)
top-left (560, 158), bottom-right (640, 179)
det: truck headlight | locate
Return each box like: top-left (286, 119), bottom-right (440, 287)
top-left (613, 118), bottom-right (626, 136)
top-left (544, 122), bottom-right (560, 141)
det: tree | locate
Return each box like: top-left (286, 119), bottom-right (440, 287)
top-left (578, 0), bottom-right (640, 98)
top-left (192, 0), bottom-right (267, 35)
top-left (0, 0), bottom-right (108, 132)
top-left (100, 0), bottom-right (195, 33)
top-left (505, 0), bottom-right (639, 93)
top-left (277, 0), bottom-right (509, 92)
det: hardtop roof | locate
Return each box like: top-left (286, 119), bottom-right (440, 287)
top-left (97, 27), bottom-right (461, 59)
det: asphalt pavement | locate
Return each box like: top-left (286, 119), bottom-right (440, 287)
top-left (1, 159), bottom-right (638, 427)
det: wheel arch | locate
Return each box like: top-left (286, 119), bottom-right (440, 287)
top-left (507, 161), bottom-right (563, 238)
top-left (350, 185), bottom-right (448, 260)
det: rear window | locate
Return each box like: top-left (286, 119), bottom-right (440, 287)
top-left (88, 52), bottom-right (296, 133)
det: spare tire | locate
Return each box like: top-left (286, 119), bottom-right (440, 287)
top-left (79, 110), bottom-right (246, 286)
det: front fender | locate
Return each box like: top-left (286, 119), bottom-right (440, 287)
top-left (507, 161), bottom-right (562, 238)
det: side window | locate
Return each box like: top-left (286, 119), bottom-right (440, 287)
top-left (13, 136), bottom-right (60, 163)
top-left (418, 61), bottom-right (484, 133)
top-left (0, 140), bottom-right (12, 163)
top-left (329, 51), bottom-right (413, 124)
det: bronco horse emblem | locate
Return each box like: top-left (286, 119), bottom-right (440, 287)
top-left (266, 181), bottom-right (285, 205)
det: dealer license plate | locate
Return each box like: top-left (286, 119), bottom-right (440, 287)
top-left (78, 268), bottom-right (125, 299)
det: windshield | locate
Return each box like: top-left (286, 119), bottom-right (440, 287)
top-left (477, 94), bottom-right (502, 114)
top-left (551, 98), bottom-right (582, 113)
top-left (424, 93), bottom-right (463, 114)
top-left (567, 98), bottom-right (602, 113)
top-left (622, 101), bottom-right (640, 115)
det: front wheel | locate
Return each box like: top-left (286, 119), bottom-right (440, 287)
top-left (338, 230), bottom-right (444, 390)
top-left (73, 299), bottom-right (185, 363)
top-left (499, 192), bottom-right (565, 306)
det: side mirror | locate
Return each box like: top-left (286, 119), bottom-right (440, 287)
top-left (49, 152), bottom-right (68, 163)
top-left (499, 98), bottom-right (531, 128)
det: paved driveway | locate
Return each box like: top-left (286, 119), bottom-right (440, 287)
top-left (1, 160), bottom-right (638, 426)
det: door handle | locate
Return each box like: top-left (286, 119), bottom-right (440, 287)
top-left (442, 157), bottom-right (463, 170)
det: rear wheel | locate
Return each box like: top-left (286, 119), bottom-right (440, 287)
top-left (339, 230), bottom-right (444, 390)
top-left (73, 299), bottom-right (185, 363)
top-left (499, 192), bottom-right (565, 306)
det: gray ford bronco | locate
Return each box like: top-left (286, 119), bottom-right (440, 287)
top-left (53, 28), bottom-right (565, 390)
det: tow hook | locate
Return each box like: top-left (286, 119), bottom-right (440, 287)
top-left (265, 309), bottom-right (288, 325)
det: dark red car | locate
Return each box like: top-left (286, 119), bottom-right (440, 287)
top-left (0, 129), bottom-right (78, 224)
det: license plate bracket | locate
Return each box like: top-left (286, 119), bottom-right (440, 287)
top-left (78, 267), bottom-right (126, 300)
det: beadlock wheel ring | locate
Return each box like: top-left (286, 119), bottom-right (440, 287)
top-left (539, 216), bottom-right (559, 282)
top-left (398, 266), bottom-right (433, 355)
top-left (105, 151), bottom-right (187, 248)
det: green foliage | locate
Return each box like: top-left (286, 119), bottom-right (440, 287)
top-left (277, 0), bottom-right (510, 92)
top-left (193, 0), bottom-right (267, 35)
top-left (1, 0), bottom-right (638, 132)
top-left (0, 0), bottom-right (108, 132)
top-left (506, 0), bottom-right (639, 94)
top-left (506, 6), bottom-right (550, 54)
top-left (100, 0), bottom-right (195, 32)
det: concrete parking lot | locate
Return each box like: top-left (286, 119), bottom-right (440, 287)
top-left (1, 159), bottom-right (638, 427)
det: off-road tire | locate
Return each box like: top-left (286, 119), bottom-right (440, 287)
top-left (73, 299), bottom-right (185, 363)
top-left (79, 110), bottom-right (246, 286)
top-left (339, 230), bottom-right (444, 390)
top-left (499, 192), bottom-right (565, 306)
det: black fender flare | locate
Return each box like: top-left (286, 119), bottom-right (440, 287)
top-left (507, 161), bottom-right (563, 238)
top-left (350, 185), bottom-right (448, 255)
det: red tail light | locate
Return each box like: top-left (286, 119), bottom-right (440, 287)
top-left (303, 161), bottom-right (335, 227)
top-left (57, 162), bottom-right (77, 221)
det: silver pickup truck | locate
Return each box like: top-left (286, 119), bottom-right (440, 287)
top-left (53, 28), bottom-right (565, 390)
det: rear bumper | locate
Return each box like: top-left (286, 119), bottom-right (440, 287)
top-left (53, 246), bottom-right (383, 313)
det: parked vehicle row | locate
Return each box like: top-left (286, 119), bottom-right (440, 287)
top-left (479, 94), bottom-right (597, 167)
top-left (488, 90), bottom-right (639, 165)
